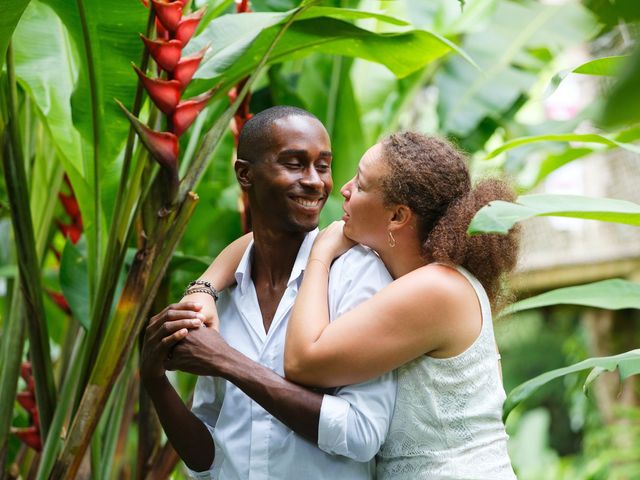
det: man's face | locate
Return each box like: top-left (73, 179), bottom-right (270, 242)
top-left (248, 115), bottom-right (333, 233)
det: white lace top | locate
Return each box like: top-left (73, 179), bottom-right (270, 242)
top-left (376, 267), bottom-right (516, 480)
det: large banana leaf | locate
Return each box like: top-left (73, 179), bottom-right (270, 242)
top-left (503, 349), bottom-right (640, 421)
top-left (468, 194), bottom-right (640, 235)
top-left (0, 0), bottom-right (31, 69)
top-left (500, 279), bottom-right (640, 317)
top-left (436, 0), bottom-right (597, 137)
top-left (485, 132), bottom-right (640, 160)
top-left (189, 7), bottom-right (461, 95)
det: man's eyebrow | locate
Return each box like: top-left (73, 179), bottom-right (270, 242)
top-left (278, 149), bottom-right (333, 158)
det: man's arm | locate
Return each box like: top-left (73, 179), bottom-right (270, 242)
top-left (140, 303), bottom-right (215, 472)
top-left (167, 326), bottom-right (323, 443)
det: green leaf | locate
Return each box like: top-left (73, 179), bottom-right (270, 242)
top-left (501, 279), bottom-right (640, 316)
top-left (436, 0), bottom-right (597, 136)
top-left (504, 349), bottom-right (640, 421)
top-left (191, 9), bottom-right (458, 95)
top-left (297, 6), bottom-right (410, 26)
top-left (602, 44), bottom-right (640, 128)
top-left (573, 55), bottom-right (628, 76)
top-left (60, 239), bottom-right (90, 330)
top-left (546, 55), bottom-right (629, 97)
top-left (484, 132), bottom-right (640, 160)
top-left (0, 0), bottom-right (31, 69)
top-left (468, 194), bottom-right (640, 235)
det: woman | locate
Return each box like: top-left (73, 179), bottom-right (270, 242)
top-left (193, 132), bottom-right (519, 479)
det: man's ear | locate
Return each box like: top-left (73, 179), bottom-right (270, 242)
top-left (235, 159), bottom-right (252, 191)
top-left (389, 205), bottom-right (413, 229)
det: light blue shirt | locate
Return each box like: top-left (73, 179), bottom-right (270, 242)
top-left (189, 230), bottom-right (396, 479)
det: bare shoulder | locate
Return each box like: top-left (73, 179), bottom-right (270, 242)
top-left (394, 263), bottom-right (475, 306)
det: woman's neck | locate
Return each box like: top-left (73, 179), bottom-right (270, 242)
top-left (377, 243), bottom-right (426, 279)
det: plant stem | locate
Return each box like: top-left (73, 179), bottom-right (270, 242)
top-left (75, 9), bottom-right (155, 406)
top-left (75, 0), bottom-right (102, 302)
top-left (1, 42), bottom-right (57, 438)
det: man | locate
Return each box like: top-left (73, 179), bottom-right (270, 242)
top-left (141, 106), bottom-right (396, 479)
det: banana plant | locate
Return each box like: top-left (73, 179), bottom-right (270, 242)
top-left (1, 0), bottom-right (472, 477)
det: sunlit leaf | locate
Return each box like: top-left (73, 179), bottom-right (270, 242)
top-left (484, 132), bottom-right (640, 160)
top-left (602, 44), bottom-right (640, 128)
top-left (468, 194), bottom-right (640, 235)
top-left (504, 349), bottom-right (640, 420)
top-left (0, 0), bottom-right (31, 69)
top-left (501, 279), bottom-right (640, 317)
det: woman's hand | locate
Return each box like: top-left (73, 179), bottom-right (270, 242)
top-left (311, 221), bottom-right (356, 261)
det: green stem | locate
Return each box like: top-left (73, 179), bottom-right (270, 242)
top-left (1, 42), bottom-right (57, 438)
top-left (0, 291), bottom-right (26, 474)
top-left (75, 0), bottom-right (102, 302)
top-left (75, 9), bottom-right (155, 406)
top-left (35, 331), bottom-right (85, 480)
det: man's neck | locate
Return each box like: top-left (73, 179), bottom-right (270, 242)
top-left (251, 228), bottom-right (306, 287)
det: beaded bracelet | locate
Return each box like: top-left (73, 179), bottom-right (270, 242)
top-left (184, 280), bottom-right (219, 302)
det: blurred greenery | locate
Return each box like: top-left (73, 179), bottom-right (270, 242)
top-left (1, 0), bottom-right (639, 478)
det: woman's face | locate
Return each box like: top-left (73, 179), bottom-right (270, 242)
top-left (340, 143), bottom-right (391, 250)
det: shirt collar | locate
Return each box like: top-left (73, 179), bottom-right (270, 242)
top-left (234, 228), bottom-right (319, 295)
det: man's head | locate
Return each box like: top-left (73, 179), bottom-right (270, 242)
top-left (235, 106), bottom-right (333, 233)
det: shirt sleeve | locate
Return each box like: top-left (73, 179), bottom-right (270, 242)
top-left (317, 246), bottom-right (397, 461)
top-left (187, 375), bottom-right (225, 479)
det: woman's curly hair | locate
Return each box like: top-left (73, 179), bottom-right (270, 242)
top-left (380, 132), bottom-right (520, 306)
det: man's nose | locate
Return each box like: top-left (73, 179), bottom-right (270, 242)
top-left (300, 167), bottom-right (323, 189)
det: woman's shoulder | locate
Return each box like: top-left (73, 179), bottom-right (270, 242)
top-left (399, 263), bottom-right (473, 301)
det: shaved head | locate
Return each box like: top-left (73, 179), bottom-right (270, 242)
top-left (237, 105), bottom-right (319, 163)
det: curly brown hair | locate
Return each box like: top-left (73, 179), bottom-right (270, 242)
top-left (380, 132), bottom-right (520, 305)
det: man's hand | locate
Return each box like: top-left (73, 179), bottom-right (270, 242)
top-left (141, 302), bottom-right (206, 384)
top-left (166, 325), bottom-right (232, 377)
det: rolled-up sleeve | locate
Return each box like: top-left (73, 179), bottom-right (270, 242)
top-left (187, 375), bottom-right (225, 479)
top-left (318, 371), bottom-right (396, 461)
top-left (317, 245), bottom-right (397, 461)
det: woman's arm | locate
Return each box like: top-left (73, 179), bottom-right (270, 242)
top-left (285, 261), bottom-right (477, 387)
top-left (182, 233), bottom-right (253, 328)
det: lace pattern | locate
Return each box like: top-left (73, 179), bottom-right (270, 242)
top-left (376, 267), bottom-right (516, 480)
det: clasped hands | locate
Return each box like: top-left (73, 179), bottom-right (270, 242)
top-left (140, 296), bottom-right (229, 384)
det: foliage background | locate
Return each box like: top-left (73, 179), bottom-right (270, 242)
top-left (1, 0), bottom-right (639, 478)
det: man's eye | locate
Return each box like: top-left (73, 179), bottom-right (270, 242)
top-left (316, 164), bottom-right (331, 173)
top-left (285, 162), bottom-right (301, 168)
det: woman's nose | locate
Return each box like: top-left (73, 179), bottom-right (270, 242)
top-left (340, 179), bottom-right (353, 199)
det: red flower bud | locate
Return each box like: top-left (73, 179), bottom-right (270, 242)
top-left (117, 100), bottom-right (179, 173)
top-left (59, 192), bottom-right (80, 218)
top-left (31, 408), bottom-right (40, 428)
top-left (17, 391), bottom-right (36, 412)
top-left (174, 7), bottom-right (206, 45)
top-left (47, 290), bottom-right (72, 315)
top-left (20, 362), bottom-right (32, 383)
top-left (236, 0), bottom-right (251, 13)
top-left (11, 426), bottom-right (42, 452)
top-left (56, 220), bottom-right (82, 244)
top-left (172, 46), bottom-right (206, 90)
top-left (172, 89), bottom-right (215, 137)
top-left (134, 65), bottom-right (181, 114)
top-left (152, 0), bottom-right (184, 32)
top-left (154, 17), bottom-right (169, 40)
top-left (141, 35), bottom-right (182, 72)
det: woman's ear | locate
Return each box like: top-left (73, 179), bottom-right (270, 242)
top-left (390, 205), bottom-right (413, 229)
top-left (234, 159), bottom-right (252, 190)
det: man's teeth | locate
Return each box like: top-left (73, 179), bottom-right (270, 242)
top-left (294, 198), bottom-right (320, 207)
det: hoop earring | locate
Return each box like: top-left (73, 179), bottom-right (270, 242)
top-left (388, 230), bottom-right (396, 248)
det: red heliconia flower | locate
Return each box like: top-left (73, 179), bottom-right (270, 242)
top-left (56, 220), bottom-right (82, 244)
top-left (152, 0), bottom-right (184, 32)
top-left (139, 125), bottom-right (179, 171)
top-left (11, 426), bottom-right (42, 452)
top-left (155, 17), bottom-right (169, 40)
top-left (134, 65), bottom-right (181, 114)
top-left (17, 391), bottom-right (36, 411)
top-left (174, 7), bottom-right (206, 45)
top-left (20, 362), bottom-right (32, 383)
top-left (47, 290), bottom-right (72, 315)
top-left (140, 35), bottom-right (183, 72)
top-left (172, 89), bottom-right (215, 137)
top-left (236, 0), bottom-right (251, 13)
top-left (173, 47), bottom-right (207, 90)
top-left (58, 192), bottom-right (80, 218)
